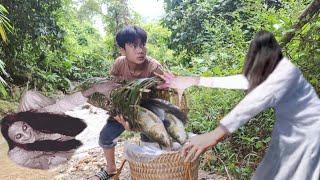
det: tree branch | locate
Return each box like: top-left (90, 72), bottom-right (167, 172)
top-left (281, 0), bottom-right (320, 46)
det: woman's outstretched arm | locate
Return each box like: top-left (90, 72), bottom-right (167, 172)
top-left (156, 72), bottom-right (248, 90)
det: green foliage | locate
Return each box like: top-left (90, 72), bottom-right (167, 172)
top-left (0, 0), bottom-right (66, 93)
top-left (0, 4), bottom-right (13, 43)
top-left (142, 22), bottom-right (174, 69)
top-left (0, 99), bottom-right (18, 118)
top-left (56, 1), bottom-right (112, 81)
top-left (0, 0), bottom-right (114, 95)
top-left (103, 0), bottom-right (132, 58)
top-left (186, 87), bottom-right (274, 178)
top-left (284, 15), bottom-right (320, 92)
top-left (77, 0), bottom-right (102, 21)
top-left (0, 3), bottom-right (13, 97)
top-left (0, 59), bottom-right (8, 97)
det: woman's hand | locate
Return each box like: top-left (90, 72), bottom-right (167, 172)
top-left (155, 72), bottom-right (200, 90)
top-left (181, 133), bottom-right (217, 162)
top-left (181, 126), bottom-right (228, 162)
top-left (114, 114), bottom-right (131, 131)
top-left (154, 71), bottom-right (175, 89)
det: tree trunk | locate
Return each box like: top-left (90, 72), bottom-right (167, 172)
top-left (281, 0), bottom-right (320, 46)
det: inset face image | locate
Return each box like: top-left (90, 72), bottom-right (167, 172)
top-left (8, 121), bottom-right (36, 144)
top-left (1, 111), bottom-right (87, 170)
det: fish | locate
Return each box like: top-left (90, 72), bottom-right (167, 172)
top-left (134, 106), bottom-right (171, 147)
top-left (165, 113), bottom-right (188, 144)
top-left (141, 99), bottom-right (188, 145)
top-left (142, 98), bottom-right (188, 124)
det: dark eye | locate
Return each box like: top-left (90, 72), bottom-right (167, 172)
top-left (22, 124), bottom-right (27, 131)
top-left (16, 133), bottom-right (22, 139)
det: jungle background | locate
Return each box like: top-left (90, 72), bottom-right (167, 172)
top-left (0, 0), bottom-right (319, 179)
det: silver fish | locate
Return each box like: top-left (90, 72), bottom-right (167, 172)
top-left (165, 113), bottom-right (188, 144)
top-left (141, 99), bottom-right (188, 145)
top-left (134, 106), bottom-right (171, 147)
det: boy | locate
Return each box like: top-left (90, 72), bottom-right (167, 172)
top-left (91, 25), bottom-right (164, 180)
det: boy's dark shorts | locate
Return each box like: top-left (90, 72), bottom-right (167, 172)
top-left (98, 117), bottom-right (152, 149)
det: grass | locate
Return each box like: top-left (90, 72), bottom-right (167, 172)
top-left (0, 99), bottom-right (18, 118)
top-left (185, 87), bottom-right (275, 179)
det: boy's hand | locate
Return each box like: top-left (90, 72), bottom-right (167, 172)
top-left (114, 114), bottom-right (131, 131)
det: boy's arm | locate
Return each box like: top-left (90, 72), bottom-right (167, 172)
top-left (108, 57), bottom-right (132, 130)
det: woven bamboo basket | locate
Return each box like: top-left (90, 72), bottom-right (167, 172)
top-left (114, 151), bottom-right (199, 180)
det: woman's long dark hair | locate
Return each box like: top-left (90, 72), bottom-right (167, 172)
top-left (244, 31), bottom-right (283, 92)
top-left (1, 111), bottom-right (86, 151)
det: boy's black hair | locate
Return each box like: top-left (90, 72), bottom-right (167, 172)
top-left (116, 25), bottom-right (147, 49)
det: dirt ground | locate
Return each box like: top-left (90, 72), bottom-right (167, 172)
top-left (53, 139), bottom-right (227, 180)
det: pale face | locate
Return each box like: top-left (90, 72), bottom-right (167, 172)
top-left (121, 39), bottom-right (147, 65)
top-left (8, 121), bottom-right (36, 144)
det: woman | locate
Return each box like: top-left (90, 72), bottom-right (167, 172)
top-left (157, 31), bottom-right (320, 180)
top-left (1, 80), bottom-right (120, 169)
